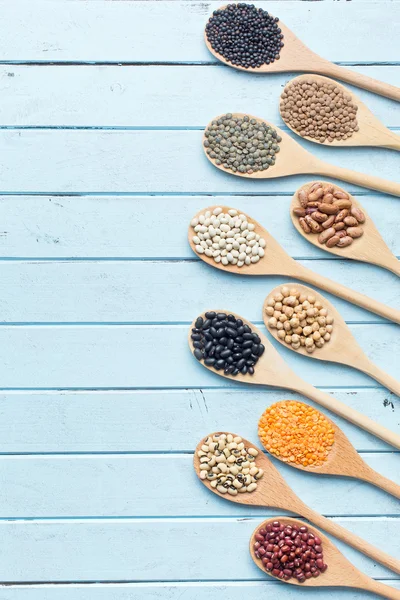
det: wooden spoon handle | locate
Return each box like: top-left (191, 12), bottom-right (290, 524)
top-left (292, 263), bottom-right (400, 324)
top-left (374, 252), bottom-right (400, 277)
top-left (359, 578), bottom-right (400, 599)
top-left (298, 503), bottom-right (400, 575)
top-left (358, 465), bottom-right (400, 500)
top-left (351, 356), bottom-right (400, 398)
top-left (313, 161), bottom-right (400, 197)
top-left (291, 378), bottom-right (400, 449)
top-left (320, 62), bottom-right (400, 103)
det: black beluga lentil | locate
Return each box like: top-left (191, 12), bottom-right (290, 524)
top-left (205, 3), bottom-right (284, 69)
top-left (191, 311), bottom-right (265, 376)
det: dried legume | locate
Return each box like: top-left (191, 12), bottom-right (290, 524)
top-left (265, 286), bottom-right (334, 354)
top-left (190, 206), bottom-right (266, 267)
top-left (281, 78), bottom-right (358, 143)
top-left (204, 113), bottom-right (281, 174)
top-left (258, 400), bottom-right (335, 467)
top-left (293, 182), bottom-right (365, 249)
top-left (198, 433), bottom-right (264, 494)
top-left (253, 520), bottom-right (328, 582)
top-left (191, 311), bottom-right (265, 376)
top-left (205, 4), bottom-right (284, 69)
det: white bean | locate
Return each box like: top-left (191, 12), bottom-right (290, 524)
top-left (195, 245), bottom-right (204, 254)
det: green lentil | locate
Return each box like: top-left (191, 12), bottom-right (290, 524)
top-left (204, 113), bottom-right (281, 174)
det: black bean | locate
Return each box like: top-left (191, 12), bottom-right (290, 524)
top-left (205, 341), bottom-right (213, 353)
top-left (258, 344), bottom-right (265, 356)
top-left (205, 311), bottom-right (216, 319)
top-left (251, 344), bottom-right (259, 354)
top-left (204, 357), bottom-right (216, 366)
top-left (195, 317), bottom-right (204, 329)
top-left (232, 345), bottom-right (241, 352)
top-left (215, 328), bottom-right (225, 338)
top-left (210, 327), bottom-right (218, 338)
top-left (252, 334), bottom-right (261, 344)
top-left (194, 349), bottom-right (203, 361)
top-left (226, 338), bottom-right (234, 350)
top-left (243, 325), bottom-right (251, 334)
top-left (224, 365), bottom-right (234, 375)
top-left (226, 356), bottom-right (234, 364)
top-left (212, 318), bottom-right (219, 327)
top-left (241, 365), bottom-right (248, 375)
top-left (248, 366), bottom-right (254, 375)
top-left (208, 346), bottom-right (216, 358)
top-left (203, 319), bottom-right (212, 330)
top-left (237, 326), bottom-right (245, 336)
top-left (193, 341), bottom-right (203, 349)
top-left (217, 313), bottom-right (227, 320)
top-left (204, 332), bottom-right (213, 341)
top-left (192, 328), bottom-right (201, 334)
top-left (233, 353), bottom-right (242, 361)
top-left (250, 353), bottom-right (259, 362)
top-left (215, 344), bottom-right (224, 355)
top-left (235, 336), bottom-right (244, 344)
top-left (219, 337), bottom-right (228, 346)
top-left (220, 349), bottom-right (232, 359)
top-left (215, 359), bottom-right (225, 369)
top-left (226, 327), bottom-right (237, 338)
top-left (237, 358), bottom-right (246, 370)
top-left (242, 348), bottom-right (252, 359)
top-left (243, 340), bottom-right (253, 349)
top-left (236, 319), bottom-right (243, 327)
top-left (231, 368), bottom-right (239, 376)
top-left (247, 360), bottom-right (255, 366)
top-left (227, 314), bottom-right (236, 322)
top-left (242, 333), bottom-right (253, 340)
top-left (191, 333), bottom-right (201, 341)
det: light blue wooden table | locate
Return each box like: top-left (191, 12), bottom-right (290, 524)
top-left (0, 1), bottom-right (398, 598)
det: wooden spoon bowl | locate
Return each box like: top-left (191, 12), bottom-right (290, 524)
top-left (188, 311), bottom-right (400, 448)
top-left (193, 432), bottom-right (400, 575)
top-left (263, 282), bottom-right (400, 396)
top-left (280, 74), bottom-right (400, 150)
top-left (204, 6), bottom-right (400, 102)
top-left (249, 517), bottom-right (400, 599)
top-left (203, 113), bottom-right (400, 197)
top-left (188, 205), bottom-right (400, 323)
top-left (290, 181), bottom-right (400, 275)
top-left (257, 400), bottom-right (400, 498)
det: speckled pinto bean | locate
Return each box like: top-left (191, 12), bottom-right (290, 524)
top-left (292, 182), bottom-right (366, 249)
top-left (337, 236), bottom-right (353, 247)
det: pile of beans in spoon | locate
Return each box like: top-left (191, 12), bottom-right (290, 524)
top-left (191, 312), bottom-right (265, 376)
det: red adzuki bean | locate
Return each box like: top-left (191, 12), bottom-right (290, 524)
top-left (254, 521), bottom-right (328, 583)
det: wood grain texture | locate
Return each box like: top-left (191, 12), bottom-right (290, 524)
top-left (0, 195), bottom-right (397, 260)
top-left (0, 324), bottom-right (397, 388)
top-left (0, 66), bottom-right (399, 128)
top-left (1, 453), bottom-right (398, 518)
top-left (0, 389), bottom-right (395, 453)
top-left (0, 2), bottom-right (398, 63)
top-left (1, 260), bottom-right (399, 323)
top-left (0, 518), bottom-right (398, 582)
top-left (0, 129), bottom-right (400, 193)
top-left (1, 582), bottom-right (399, 600)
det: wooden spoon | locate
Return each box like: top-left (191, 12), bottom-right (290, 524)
top-left (258, 401), bottom-right (400, 499)
top-left (193, 433), bottom-right (400, 575)
top-left (188, 313), bottom-right (400, 449)
top-left (264, 283), bottom-right (400, 397)
top-left (281, 75), bottom-right (400, 151)
top-left (204, 9), bottom-right (400, 102)
top-left (250, 517), bottom-right (400, 599)
top-left (290, 182), bottom-right (400, 276)
top-left (203, 114), bottom-right (400, 197)
top-left (188, 205), bottom-right (400, 324)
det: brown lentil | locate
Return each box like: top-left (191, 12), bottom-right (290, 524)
top-left (280, 78), bottom-right (359, 143)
